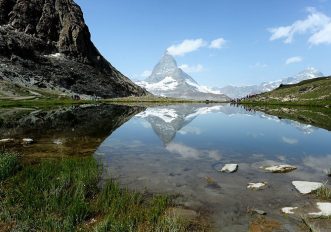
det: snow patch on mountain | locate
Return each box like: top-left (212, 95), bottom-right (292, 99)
top-left (185, 80), bottom-right (223, 94)
top-left (137, 76), bottom-right (178, 92)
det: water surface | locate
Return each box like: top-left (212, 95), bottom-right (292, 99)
top-left (94, 104), bottom-right (331, 231)
top-left (1, 104), bottom-right (331, 231)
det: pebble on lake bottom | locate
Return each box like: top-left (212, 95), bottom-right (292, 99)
top-left (247, 182), bottom-right (268, 190)
top-left (281, 207), bottom-right (298, 215)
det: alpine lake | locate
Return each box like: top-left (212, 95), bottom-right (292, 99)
top-left (1, 103), bottom-right (331, 231)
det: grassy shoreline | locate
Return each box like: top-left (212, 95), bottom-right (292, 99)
top-left (0, 152), bottom-right (207, 232)
top-left (239, 100), bottom-right (331, 108)
top-left (0, 96), bottom-right (229, 108)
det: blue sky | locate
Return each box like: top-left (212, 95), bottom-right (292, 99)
top-left (75, 0), bottom-right (331, 87)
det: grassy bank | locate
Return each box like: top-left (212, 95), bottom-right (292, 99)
top-left (240, 100), bottom-right (331, 108)
top-left (240, 104), bottom-right (331, 131)
top-left (0, 152), bottom-right (19, 181)
top-left (0, 153), bottom-right (204, 232)
top-left (0, 97), bottom-right (217, 109)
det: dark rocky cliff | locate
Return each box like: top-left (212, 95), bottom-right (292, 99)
top-left (0, 0), bottom-right (148, 98)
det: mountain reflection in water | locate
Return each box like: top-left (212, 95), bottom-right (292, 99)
top-left (95, 104), bottom-right (331, 231)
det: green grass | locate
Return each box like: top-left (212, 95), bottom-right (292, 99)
top-left (0, 96), bottom-right (223, 109)
top-left (0, 156), bottom-right (202, 232)
top-left (315, 184), bottom-right (331, 200)
top-left (240, 105), bottom-right (331, 131)
top-left (105, 96), bottom-right (226, 104)
top-left (0, 151), bottom-right (19, 181)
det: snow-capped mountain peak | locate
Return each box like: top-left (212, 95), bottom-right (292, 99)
top-left (135, 53), bottom-right (230, 101)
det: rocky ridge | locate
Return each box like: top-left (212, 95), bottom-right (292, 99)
top-left (0, 0), bottom-right (147, 98)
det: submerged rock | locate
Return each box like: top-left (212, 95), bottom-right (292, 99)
top-left (166, 207), bottom-right (198, 221)
top-left (261, 164), bottom-right (297, 173)
top-left (22, 138), bottom-right (34, 144)
top-left (0, 138), bottom-right (14, 143)
top-left (53, 139), bottom-right (63, 145)
top-left (309, 202), bottom-right (331, 217)
top-left (247, 182), bottom-right (268, 190)
top-left (251, 209), bottom-right (267, 215)
top-left (281, 207), bottom-right (298, 215)
top-left (219, 164), bottom-right (238, 173)
top-left (292, 181), bottom-right (323, 194)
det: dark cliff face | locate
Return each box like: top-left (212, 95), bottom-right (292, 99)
top-left (0, 0), bottom-right (148, 98)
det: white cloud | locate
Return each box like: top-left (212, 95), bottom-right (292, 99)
top-left (286, 56), bottom-right (303, 65)
top-left (269, 7), bottom-right (331, 45)
top-left (166, 142), bottom-right (221, 160)
top-left (250, 62), bottom-right (268, 68)
top-left (282, 136), bottom-right (299, 145)
top-left (179, 64), bottom-right (204, 73)
top-left (140, 70), bottom-right (152, 78)
top-left (308, 22), bottom-right (331, 44)
top-left (167, 39), bottom-right (207, 56)
top-left (209, 38), bottom-right (226, 49)
top-left (178, 126), bottom-right (201, 135)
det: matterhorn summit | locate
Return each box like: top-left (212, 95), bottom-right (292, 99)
top-left (136, 53), bottom-right (230, 101)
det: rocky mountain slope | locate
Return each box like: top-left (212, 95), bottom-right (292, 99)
top-left (135, 53), bottom-right (230, 101)
top-left (0, 0), bottom-right (147, 99)
top-left (241, 76), bottom-right (331, 106)
top-left (218, 68), bottom-right (324, 99)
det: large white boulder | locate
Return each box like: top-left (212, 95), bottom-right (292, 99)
top-left (309, 202), bottom-right (331, 217)
top-left (292, 181), bottom-right (323, 194)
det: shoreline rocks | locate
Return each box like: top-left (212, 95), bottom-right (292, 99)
top-left (292, 181), bottom-right (323, 194)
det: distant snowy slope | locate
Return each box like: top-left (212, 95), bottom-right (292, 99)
top-left (217, 67), bottom-right (324, 99)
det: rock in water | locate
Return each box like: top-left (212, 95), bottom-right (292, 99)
top-left (261, 164), bottom-right (297, 173)
top-left (292, 181), bottom-right (323, 194)
top-left (0, 138), bottom-right (14, 143)
top-left (281, 207), bottom-right (298, 215)
top-left (247, 182), bottom-right (268, 190)
top-left (0, 0), bottom-right (147, 98)
top-left (22, 138), bottom-right (34, 144)
top-left (309, 202), bottom-right (331, 217)
top-left (219, 164), bottom-right (238, 173)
